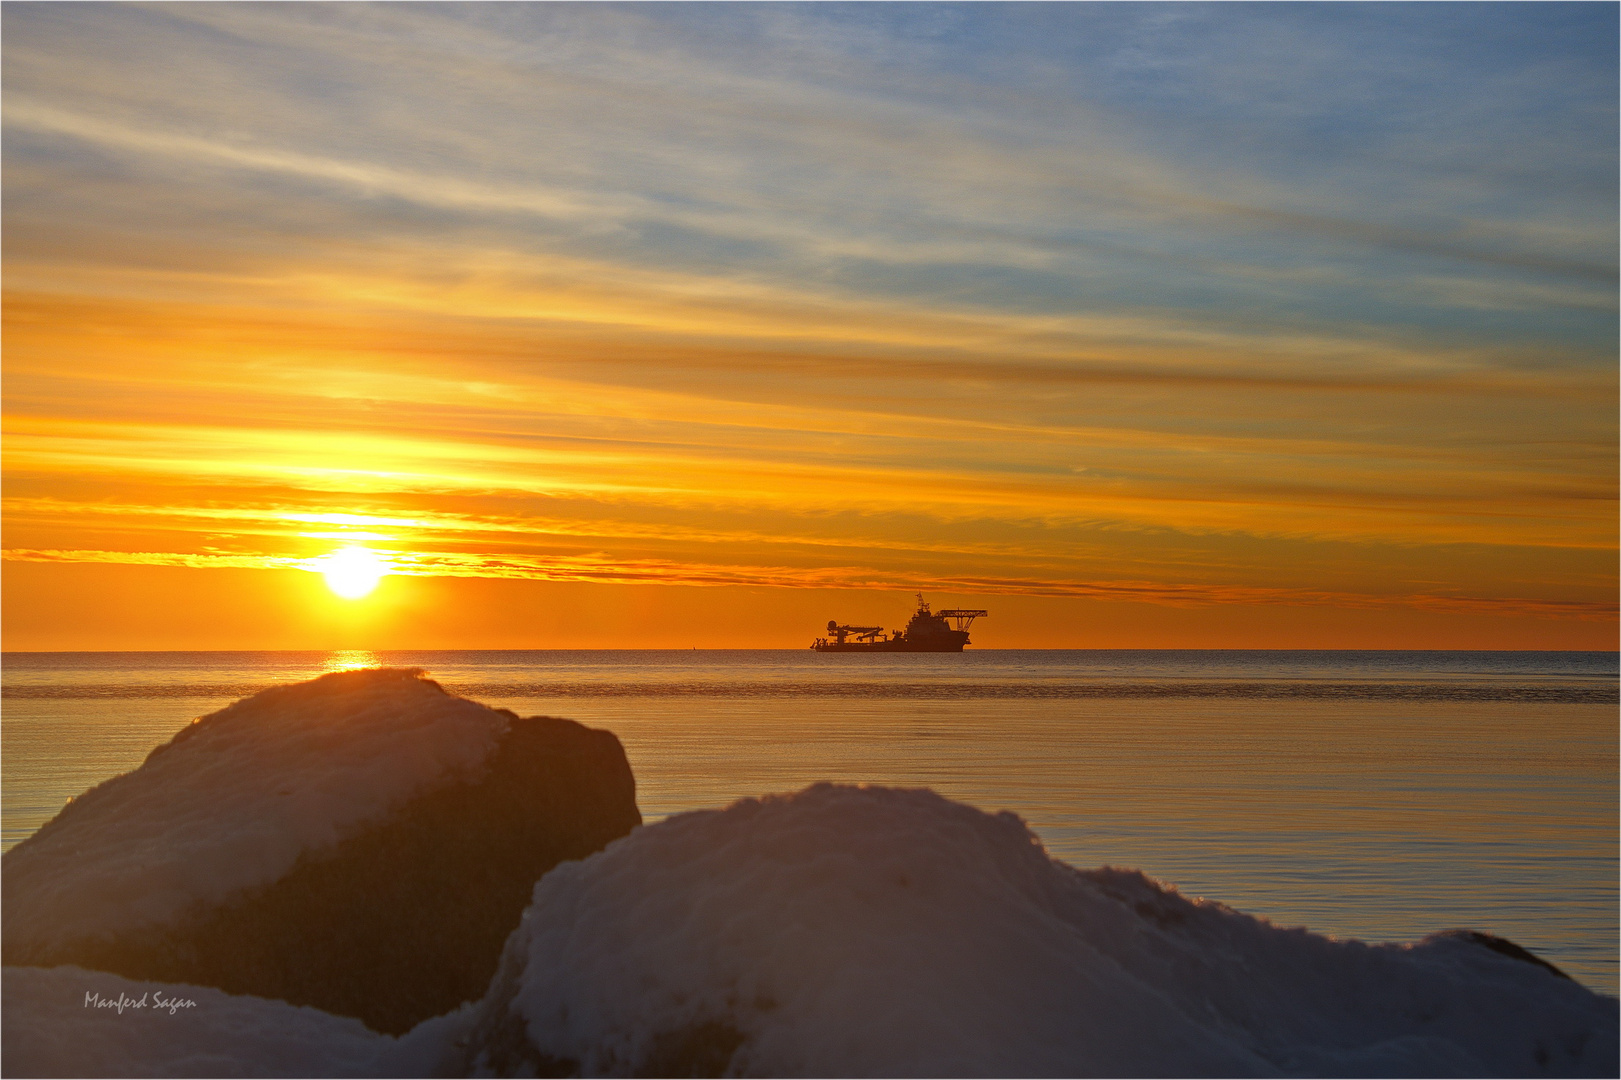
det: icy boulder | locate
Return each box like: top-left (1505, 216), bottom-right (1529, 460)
top-left (2, 966), bottom-right (390, 1078)
top-left (2, 668), bottom-right (641, 1035)
top-left (458, 783), bottom-right (1617, 1078)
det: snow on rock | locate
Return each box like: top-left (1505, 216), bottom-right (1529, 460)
top-left (458, 783), bottom-right (1618, 1079)
top-left (3, 668), bottom-right (641, 1035)
top-left (2, 966), bottom-right (388, 1078)
top-left (4, 668), bottom-right (504, 950)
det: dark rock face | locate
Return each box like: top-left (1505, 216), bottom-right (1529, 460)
top-left (4, 710), bottom-right (640, 1036)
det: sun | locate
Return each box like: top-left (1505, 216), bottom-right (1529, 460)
top-left (319, 546), bottom-right (387, 599)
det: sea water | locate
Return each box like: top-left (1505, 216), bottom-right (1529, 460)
top-left (3, 649), bottom-right (1615, 993)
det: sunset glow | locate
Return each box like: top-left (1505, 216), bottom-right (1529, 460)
top-left (2, 4), bottom-right (1614, 649)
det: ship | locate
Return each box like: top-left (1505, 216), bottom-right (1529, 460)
top-left (811, 594), bottom-right (987, 652)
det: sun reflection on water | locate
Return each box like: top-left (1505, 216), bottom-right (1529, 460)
top-left (321, 650), bottom-right (381, 674)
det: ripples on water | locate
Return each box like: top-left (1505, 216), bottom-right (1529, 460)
top-left (4, 648), bottom-right (1615, 702)
top-left (2, 649), bottom-right (1615, 994)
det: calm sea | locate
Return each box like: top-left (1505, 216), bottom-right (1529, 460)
top-left (3, 649), bottom-right (1616, 994)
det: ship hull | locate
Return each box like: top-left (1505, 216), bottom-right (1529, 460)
top-left (811, 635), bottom-right (969, 652)
top-left (811, 597), bottom-right (984, 652)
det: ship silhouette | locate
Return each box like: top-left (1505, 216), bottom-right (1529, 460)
top-left (811, 595), bottom-right (987, 652)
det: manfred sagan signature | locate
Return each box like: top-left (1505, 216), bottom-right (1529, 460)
top-left (84, 990), bottom-right (197, 1016)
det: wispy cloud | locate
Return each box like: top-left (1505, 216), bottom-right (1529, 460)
top-left (4, 545), bottom-right (1608, 622)
top-left (3, 2), bottom-right (1614, 636)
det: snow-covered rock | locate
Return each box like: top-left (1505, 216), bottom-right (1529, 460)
top-left (2, 966), bottom-right (389, 1078)
top-left (2, 668), bottom-right (641, 1035)
top-left (457, 783), bottom-right (1618, 1078)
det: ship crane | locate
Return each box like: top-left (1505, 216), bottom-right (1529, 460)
top-left (936, 609), bottom-right (988, 632)
top-left (826, 620), bottom-right (886, 645)
top-left (912, 593), bottom-right (987, 632)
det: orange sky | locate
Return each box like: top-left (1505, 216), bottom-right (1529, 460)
top-left (4, 5), bottom-right (1616, 650)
